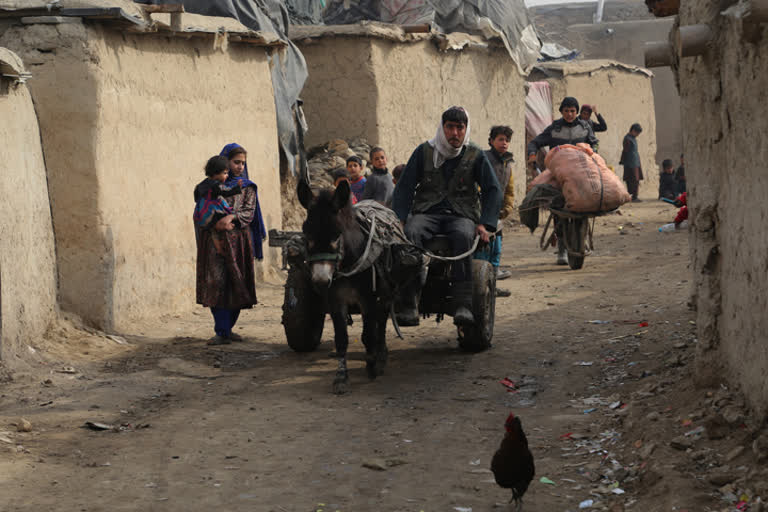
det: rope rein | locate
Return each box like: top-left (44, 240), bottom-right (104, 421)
top-left (335, 215), bottom-right (378, 278)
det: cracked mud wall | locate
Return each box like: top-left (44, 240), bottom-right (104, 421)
top-left (0, 52), bottom-right (57, 363)
top-left (679, 0), bottom-right (768, 415)
top-left (0, 22), bottom-right (281, 333)
top-left (297, 37), bottom-right (527, 206)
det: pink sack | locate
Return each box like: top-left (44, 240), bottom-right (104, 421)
top-left (528, 169), bottom-right (560, 192)
top-left (545, 144), bottom-right (631, 212)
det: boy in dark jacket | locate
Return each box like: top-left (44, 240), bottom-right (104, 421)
top-left (658, 159), bottom-right (677, 200)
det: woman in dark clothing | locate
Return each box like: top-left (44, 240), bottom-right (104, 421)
top-left (195, 143), bottom-right (265, 345)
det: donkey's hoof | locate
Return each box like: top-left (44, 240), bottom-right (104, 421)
top-left (333, 378), bottom-right (350, 395)
top-left (366, 361), bottom-right (378, 380)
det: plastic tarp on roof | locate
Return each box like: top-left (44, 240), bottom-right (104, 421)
top-left (284, 0), bottom-right (325, 25)
top-left (324, 0), bottom-right (433, 25)
top-left (324, 0), bottom-right (541, 76)
top-left (525, 81), bottom-right (552, 140)
top-left (136, 0), bottom-right (308, 177)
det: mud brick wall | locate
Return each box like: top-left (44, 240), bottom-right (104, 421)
top-left (0, 49), bottom-right (57, 362)
top-left (678, 0), bottom-right (768, 415)
top-left (0, 21), bottom-right (282, 332)
top-left (297, 36), bottom-right (528, 206)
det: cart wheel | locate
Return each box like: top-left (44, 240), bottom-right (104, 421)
top-left (282, 268), bottom-right (325, 352)
top-left (567, 218), bottom-right (587, 270)
top-left (458, 260), bottom-right (496, 352)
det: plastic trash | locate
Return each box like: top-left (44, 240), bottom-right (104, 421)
top-left (539, 477), bottom-right (556, 485)
top-left (658, 223), bottom-right (677, 232)
top-left (579, 499), bottom-right (594, 508)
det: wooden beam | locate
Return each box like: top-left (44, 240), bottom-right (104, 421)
top-left (644, 41), bottom-right (673, 67)
top-left (402, 23), bottom-right (431, 33)
top-left (170, 12), bottom-right (182, 31)
top-left (141, 4), bottom-right (184, 14)
top-left (677, 24), bottom-right (712, 57)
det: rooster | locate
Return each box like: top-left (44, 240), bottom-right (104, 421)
top-left (491, 412), bottom-right (535, 512)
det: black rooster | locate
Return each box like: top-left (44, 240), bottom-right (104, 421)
top-left (491, 412), bottom-right (535, 512)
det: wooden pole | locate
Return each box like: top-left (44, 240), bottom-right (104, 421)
top-left (402, 23), bottom-right (431, 33)
top-left (141, 3), bottom-right (184, 31)
top-left (170, 12), bottom-right (182, 32)
top-left (141, 4), bottom-right (184, 13)
top-left (677, 24), bottom-right (712, 57)
top-left (644, 41), bottom-right (673, 67)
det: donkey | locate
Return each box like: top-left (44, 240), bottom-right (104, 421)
top-left (297, 179), bottom-right (392, 394)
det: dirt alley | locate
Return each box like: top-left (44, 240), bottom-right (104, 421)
top-left (1, 201), bottom-right (763, 512)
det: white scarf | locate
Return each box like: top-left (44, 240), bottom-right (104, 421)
top-left (427, 110), bottom-right (471, 168)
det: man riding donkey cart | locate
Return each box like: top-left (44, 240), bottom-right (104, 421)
top-left (526, 97), bottom-right (598, 265)
top-left (392, 106), bottom-right (502, 328)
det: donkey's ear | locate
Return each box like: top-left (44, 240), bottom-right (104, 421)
top-left (332, 179), bottom-right (351, 212)
top-left (297, 179), bottom-right (313, 210)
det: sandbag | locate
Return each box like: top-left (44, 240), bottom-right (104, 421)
top-left (527, 169), bottom-right (560, 192)
top-left (545, 144), bottom-right (631, 212)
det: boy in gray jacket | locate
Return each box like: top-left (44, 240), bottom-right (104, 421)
top-left (361, 146), bottom-right (395, 207)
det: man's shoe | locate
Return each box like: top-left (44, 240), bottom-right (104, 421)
top-left (632, 197), bottom-right (642, 202)
top-left (556, 250), bottom-right (569, 266)
top-left (207, 335), bottom-right (231, 346)
top-left (495, 287), bottom-right (511, 297)
top-left (396, 308), bottom-right (420, 327)
top-left (228, 332), bottom-right (245, 342)
top-left (453, 306), bottom-right (475, 326)
top-left (496, 269), bottom-right (512, 281)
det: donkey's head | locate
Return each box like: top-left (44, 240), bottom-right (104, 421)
top-left (298, 179), bottom-right (353, 288)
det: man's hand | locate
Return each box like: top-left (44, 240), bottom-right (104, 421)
top-left (476, 224), bottom-right (491, 244)
top-left (592, 105), bottom-right (598, 115)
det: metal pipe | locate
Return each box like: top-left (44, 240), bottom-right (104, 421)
top-left (677, 24), bottom-right (712, 57)
top-left (594, 0), bottom-right (606, 23)
top-left (644, 41), bottom-right (673, 67)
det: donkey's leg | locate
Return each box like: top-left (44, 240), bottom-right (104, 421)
top-left (373, 301), bottom-right (389, 377)
top-left (361, 297), bottom-right (380, 380)
top-left (331, 306), bottom-right (350, 394)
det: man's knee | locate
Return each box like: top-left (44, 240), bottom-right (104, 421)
top-left (405, 215), bottom-right (429, 245)
top-left (451, 219), bottom-right (476, 250)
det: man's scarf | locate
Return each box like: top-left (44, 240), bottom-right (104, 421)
top-left (219, 142), bottom-right (267, 261)
top-left (428, 108), bottom-right (471, 168)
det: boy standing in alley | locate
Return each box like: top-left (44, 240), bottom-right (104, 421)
top-left (346, 155), bottom-right (367, 203)
top-left (620, 123), bottom-right (643, 202)
top-left (476, 125), bottom-right (515, 297)
top-left (361, 146), bottom-right (395, 206)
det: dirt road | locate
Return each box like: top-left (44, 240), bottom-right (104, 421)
top-left (1, 202), bottom-right (763, 512)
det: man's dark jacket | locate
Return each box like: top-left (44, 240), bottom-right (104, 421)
top-left (527, 118), bottom-right (598, 156)
top-left (392, 142), bottom-right (502, 231)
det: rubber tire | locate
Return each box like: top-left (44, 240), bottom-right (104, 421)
top-left (458, 259), bottom-right (496, 353)
top-left (566, 218), bottom-right (587, 270)
top-left (282, 268), bottom-right (325, 352)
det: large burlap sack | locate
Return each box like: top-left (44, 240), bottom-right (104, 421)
top-left (527, 169), bottom-right (560, 192)
top-left (544, 144), bottom-right (631, 212)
